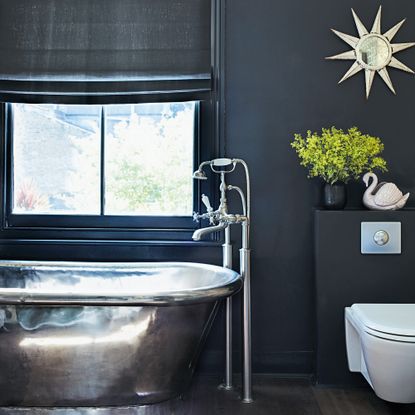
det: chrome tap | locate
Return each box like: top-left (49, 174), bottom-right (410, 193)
top-left (192, 170), bottom-right (248, 241)
top-left (191, 222), bottom-right (228, 241)
top-left (191, 157), bottom-right (252, 403)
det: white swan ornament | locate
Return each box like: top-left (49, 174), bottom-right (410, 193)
top-left (363, 172), bottom-right (410, 210)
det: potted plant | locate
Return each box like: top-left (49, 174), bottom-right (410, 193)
top-left (291, 127), bottom-right (387, 209)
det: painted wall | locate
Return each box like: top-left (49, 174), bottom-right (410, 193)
top-left (202, 0), bottom-right (415, 374)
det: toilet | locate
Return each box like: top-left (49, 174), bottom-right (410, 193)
top-left (345, 304), bottom-right (415, 403)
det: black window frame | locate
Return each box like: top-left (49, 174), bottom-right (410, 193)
top-left (0, 98), bottom-right (219, 242)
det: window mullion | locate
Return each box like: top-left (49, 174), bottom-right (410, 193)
top-left (100, 106), bottom-right (106, 216)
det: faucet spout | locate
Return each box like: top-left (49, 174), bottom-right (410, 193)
top-left (192, 222), bottom-right (227, 241)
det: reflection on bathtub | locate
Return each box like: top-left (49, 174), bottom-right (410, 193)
top-left (20, 316), bottom-right (151, 347)
top-left (15, 306), bottom-right (145, 330)
top-left (0, 308), bottom-right (5, 330)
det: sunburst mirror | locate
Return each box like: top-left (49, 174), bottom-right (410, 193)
top-left (326, 6), bottom-right (415, 98)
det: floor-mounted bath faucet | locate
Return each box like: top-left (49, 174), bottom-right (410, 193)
top-left (192, 158), bottom-right (252, 403)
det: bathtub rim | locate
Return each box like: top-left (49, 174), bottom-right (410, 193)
top-left (0, 260), bottom-right (242, 306)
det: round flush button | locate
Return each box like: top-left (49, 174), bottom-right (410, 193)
top-left (373, 230), bottom-right (390, 246)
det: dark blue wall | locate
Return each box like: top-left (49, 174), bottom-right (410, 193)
top-left (201, 0), bottom-right (415, 375)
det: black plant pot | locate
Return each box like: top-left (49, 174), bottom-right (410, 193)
top-left (323, 182), bottom-right (347, 210)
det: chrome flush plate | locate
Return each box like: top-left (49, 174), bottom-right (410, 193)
top-left (361, 222), bottom-right (401, 254)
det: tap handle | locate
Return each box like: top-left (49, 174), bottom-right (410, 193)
top-left (201, 194), bottom-right (213, 212)
top-left (193, 211), bottom-right (212, 222)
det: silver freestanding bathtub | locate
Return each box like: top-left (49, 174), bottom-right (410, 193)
top-left (0, 261), bottom-right (242, 407)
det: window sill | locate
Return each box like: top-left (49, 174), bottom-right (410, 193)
top-left (0, 238), bottom-right (223, 263)
top-left (0, 238), bottom-right (222, 247)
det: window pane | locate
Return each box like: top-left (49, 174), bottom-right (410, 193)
top-left (105, 102), bottom-right (195, 216)
top-left (12, 104), bottom-right (101, 215)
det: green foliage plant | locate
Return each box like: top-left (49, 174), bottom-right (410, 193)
top-left (291, 127), bottom-right (387, 185)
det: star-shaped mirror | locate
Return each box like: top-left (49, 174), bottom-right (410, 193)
top-left (327, 6), bottom-right (415, 98)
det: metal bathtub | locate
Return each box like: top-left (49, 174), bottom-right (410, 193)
top-left (0, 261), bottom-right (242, 407)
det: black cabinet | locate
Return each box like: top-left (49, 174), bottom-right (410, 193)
top-left (315, 210), bottom-right (415, 386)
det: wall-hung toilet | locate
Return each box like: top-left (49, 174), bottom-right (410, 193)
top-left (345, 304), bottom-right (415, 403)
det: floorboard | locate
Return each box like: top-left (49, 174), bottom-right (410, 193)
top-left (313, 386), bottom-right (415, 415)
top-left (1, 375), bottom-right (415, 414)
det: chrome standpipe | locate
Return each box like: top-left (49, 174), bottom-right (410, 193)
top-left (217, 172), bottom-right (234, 391)
top-left (192, 158), bottom-right (252, 403)
top-left (240, 221), bottom-right (252, 403)
top-left (234, 159), bottom-right (252, 404)
top-left (220, 225), bottom-right (233, 391)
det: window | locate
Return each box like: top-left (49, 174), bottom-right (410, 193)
top-left (12, 102), bottom-right (195, 218)
top-left (2, 101), bottom-right (205, 237)
top-left (13, 104), bottom-right (102, 215)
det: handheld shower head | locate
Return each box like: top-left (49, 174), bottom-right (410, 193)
top-left (192, 160), bottom-right (211, 180)
top-left (192, 169), bottom-right (208, 180)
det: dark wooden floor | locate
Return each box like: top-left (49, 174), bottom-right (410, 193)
top-left (1, 375), bottom-right (415, 414)
top-left (183, 375), bottom-right (415, 415)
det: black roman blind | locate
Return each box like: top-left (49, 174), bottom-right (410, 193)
top-left (0, 0), bottom-right (212, 101)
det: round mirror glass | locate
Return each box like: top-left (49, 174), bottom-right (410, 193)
top-left (357, 35), bottom-right (390, 68)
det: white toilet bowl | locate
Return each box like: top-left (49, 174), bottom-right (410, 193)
top-left (345, 304), bottom-right (415, 403)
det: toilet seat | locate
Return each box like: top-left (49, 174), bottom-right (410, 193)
top-left (351, 304), bottom-right (415, 343)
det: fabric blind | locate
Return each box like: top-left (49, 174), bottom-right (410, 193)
top-left (0, 0), bottom-right (212, 99)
